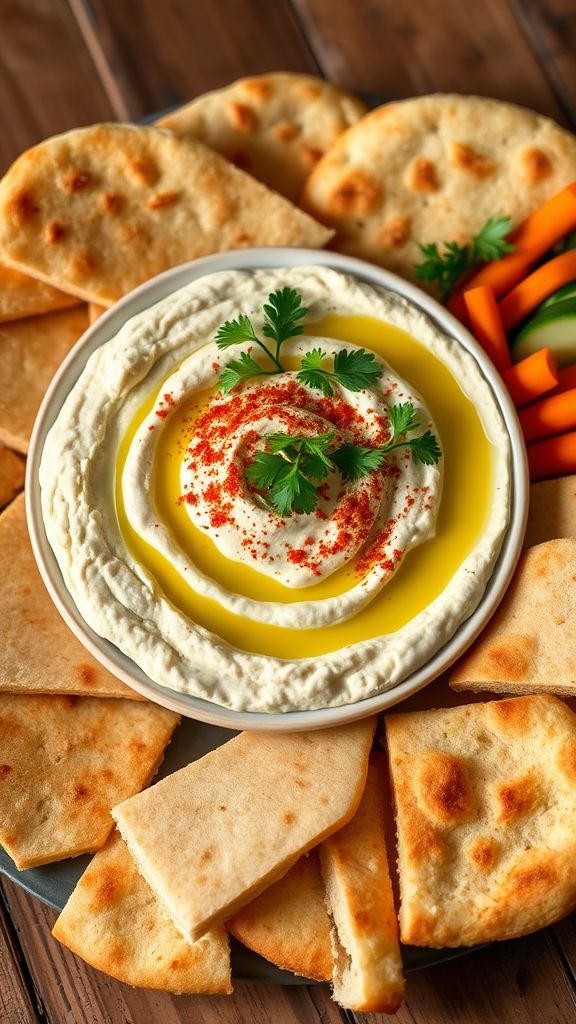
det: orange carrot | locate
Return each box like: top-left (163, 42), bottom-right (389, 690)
top-left (527, 430), bottom-right (576, 481)
top-left (457, 182), bottom-right (576, 299)
top-left (447, 290), bottom-right (470, 324)
top-left (548, 364), bottom-right (576, 397)
top-left (502, 348), bottom-right (558, 407)
top-left (499, 249), bottom-right (576, 329)
top-left (519, 388), bottom-right (576, 443)
top-left (463, 286), bottom-right (511, 372)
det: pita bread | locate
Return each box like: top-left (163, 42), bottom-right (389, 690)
top-left (88, 302), bottom-right (107, 324)
top-left (450, 539), bottom-right (576, 697)
top-left (52, 831), bottom-right (231, 994)
top-left (524, 475), bottom-right (576, 548)
top-left (0, 495), bottom-right (141, 699)
top-left (157, 73), bottom-right (367, 202)
top-left (301, 95), bottom-right (576, 290)
top-left (386, 695), bottom-right (576, 946)
top-left (113, 720), bottom-right (375, 943)
top-left (0, 305), bottom-right (88, 453)
top-left (0, 124), bottom-right (332, 305)
top-left (320, 755), bottom-right (404, 1013)
top-left (0, 262), bottom-right (79, 323)
top-left (0, 446), bottom-right (24, 509)
top-left (227, 850), bottom-right (332, 982)
top-left (0, 692), bottom-right (178, 869)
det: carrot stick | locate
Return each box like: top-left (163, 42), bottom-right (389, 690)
top-left (519, 388), bottom-right (576, 442)
top-left (499, 249), bottom-right (576, 329)
top-left (463, 286), bottom-right (511, 372)
top-left (502, 348), bottom-right (558, 407)
top-left (548, 364), bottom-right (576, 397)
top-left (447, 290), bottom-right (470, 324)
top-left (527, 430), bottom-right (576, 481)
top-left (456, 182), bottom-right (576, 300)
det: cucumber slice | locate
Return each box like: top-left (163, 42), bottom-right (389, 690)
top-left (513, 299), bottom-right (576, 365)
top-left (540, 280), bottom-right (576, 310)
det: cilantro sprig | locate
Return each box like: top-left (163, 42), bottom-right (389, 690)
top-left (215, 288), bottom-right (382, 396)
top-left (245, 402), bottom-right (441, 516)
top-left (415, 216), bottom-right (515, 301)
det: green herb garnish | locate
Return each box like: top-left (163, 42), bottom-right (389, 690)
top-left (296, 347), bottom-right (382, 397)
top-left (415, 216), bottom-right (515, 301)
top-left (245, 402), bottom-right (441, 516)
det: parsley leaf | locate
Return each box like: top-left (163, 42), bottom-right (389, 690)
top-left (415, 215), bottom-right (516, 302)
top-left (296, 347), bottom-right (382, 396)
top-left (215, 314), bottom-right (258, 349)
top-left (388, 401), bottom-right (419, 440)
top-left (245, 433), bottom-right (335, 516)
top-left (331, 444), bottom-right (386, 480)
top-left (262, 287), bottom-right (308, 344)
top-left (245, 451), bottom-right (287, 489)
top-left (271, 466), bottom-right (318, 517)
top-left (219, 352), bottom-right (266, 395)
top-left (405, 430), bottom-right (442, 465)
top-left (470, 216), bottom-right (515, 264)
top-left (297, 348), bottom-right (334, 397)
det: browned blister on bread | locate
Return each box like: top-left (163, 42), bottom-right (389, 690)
top-left (385, 695), bottom-right (576, 947)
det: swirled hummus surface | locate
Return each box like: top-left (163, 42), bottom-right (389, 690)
top-left (40, 267), bottom-right (511, 711)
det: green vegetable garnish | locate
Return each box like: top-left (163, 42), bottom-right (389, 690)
top-left (415, 216), bottom-right (515, 301)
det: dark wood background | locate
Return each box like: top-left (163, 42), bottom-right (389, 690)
top-left (1, 1), bottom-right (576, 1022)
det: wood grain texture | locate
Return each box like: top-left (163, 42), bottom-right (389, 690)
top-left (0, 0), bottom-right (114, 174)
top-left (69, 0), bottom-right (321, 119)
top-left (292, 0), bottom-right (569, 121)
top-left (1, 878), bottom-right (345, 1024)
top-left (510, 0), bottom-right (576, 128)
top-left (0, 886), bottom-right (40, 1024)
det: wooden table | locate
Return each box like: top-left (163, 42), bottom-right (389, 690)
top-left (1, 1), bottom-right (576, 1021)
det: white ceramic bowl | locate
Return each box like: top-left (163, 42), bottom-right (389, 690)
top-left (26, 248), bottom-right (528, 731)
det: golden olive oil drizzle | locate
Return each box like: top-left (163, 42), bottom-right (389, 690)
top-left (114, 314), bottom-right (494, 658)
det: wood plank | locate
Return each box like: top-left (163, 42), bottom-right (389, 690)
top-left (0, 885), bottom-right (40, 1024)
top-left (510, 0), bottom-right (576, 128)
top-left (68, 0), bottom-right (321, 120)
top-left (292, 0), bottom-right (568, 121)
top-left (553, 914), bottom-right (576, 983)
top-left (1, 877), bottom-right (344, 1024)
top-left (0, 0), bottom-right (114, 174)
top-left (352, 932), bottom-right (576, 1024)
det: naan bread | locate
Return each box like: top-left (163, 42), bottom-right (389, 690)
top-left (227, 850), bottom-right (332, 982)
top-left (450, 539), bottom-right (576, 696)
top-left (524, 475), bottom-right (576, 548)
top-left (88, 302), bottom-right (107, 324)
top-left (113, 720), bottom-right (375, 943)
top-left (53, 831), bottom-right (232, 994)
top-left (0, 262), bottom-right (79, 323)
top-left (301, 95), bottom-right (576, 289)
top-left (320, 754), bottom-right (404, 1013)
top-left (385, 695), bottom-right (576, 946)
top-left (0, 123), bottom-right (332, 304)
top-left (0, 305), bottom-right (88, 453)
top-left (0, 446), bottom-right (24, 509)
top-left (0, 495), bottom-right (141, 699)
top-left (0, 692), bottom-right (178, 868)
top-left (157, 73), bottom-right (367, 201)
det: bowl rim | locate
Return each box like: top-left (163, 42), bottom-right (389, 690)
top-left (26, 246), bottom-right (528, 731)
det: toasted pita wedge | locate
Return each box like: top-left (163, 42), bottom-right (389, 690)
top-left (301, 95), bottom-right (576, 288)
top-left (0, 495), bottom-right (141, 699)
top-left (227, 850), bottom-right (332, 982)
top-left (320, 754), bottom-right (404, 1013)
top-left (0, 692), bottom-right (178, 869)
top-left (157, 73), bottom-right (366, 201)
top-left (450, 539), bottom-right (576, 696)
top-left (52, 831), bottom-right (231, 994)
top-left (524, 475), bottom-right (576, 548)
top-left (0, 305), bottom-right (88, 453)
top-left (88, 302), bottom-right (107, 324)
top-left (386, 695), bottom-right (576, 946)
top-left (0, 262), bottom-right (80, 323)
top-left (0, 446), bottom-right (25, 509)
top-left (113, 720), bottom-right (375, 943)
top-left (0, 124), bottom-right (332, 305)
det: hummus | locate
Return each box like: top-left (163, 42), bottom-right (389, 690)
top-left (40, 267), bottom-right (511, 712)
